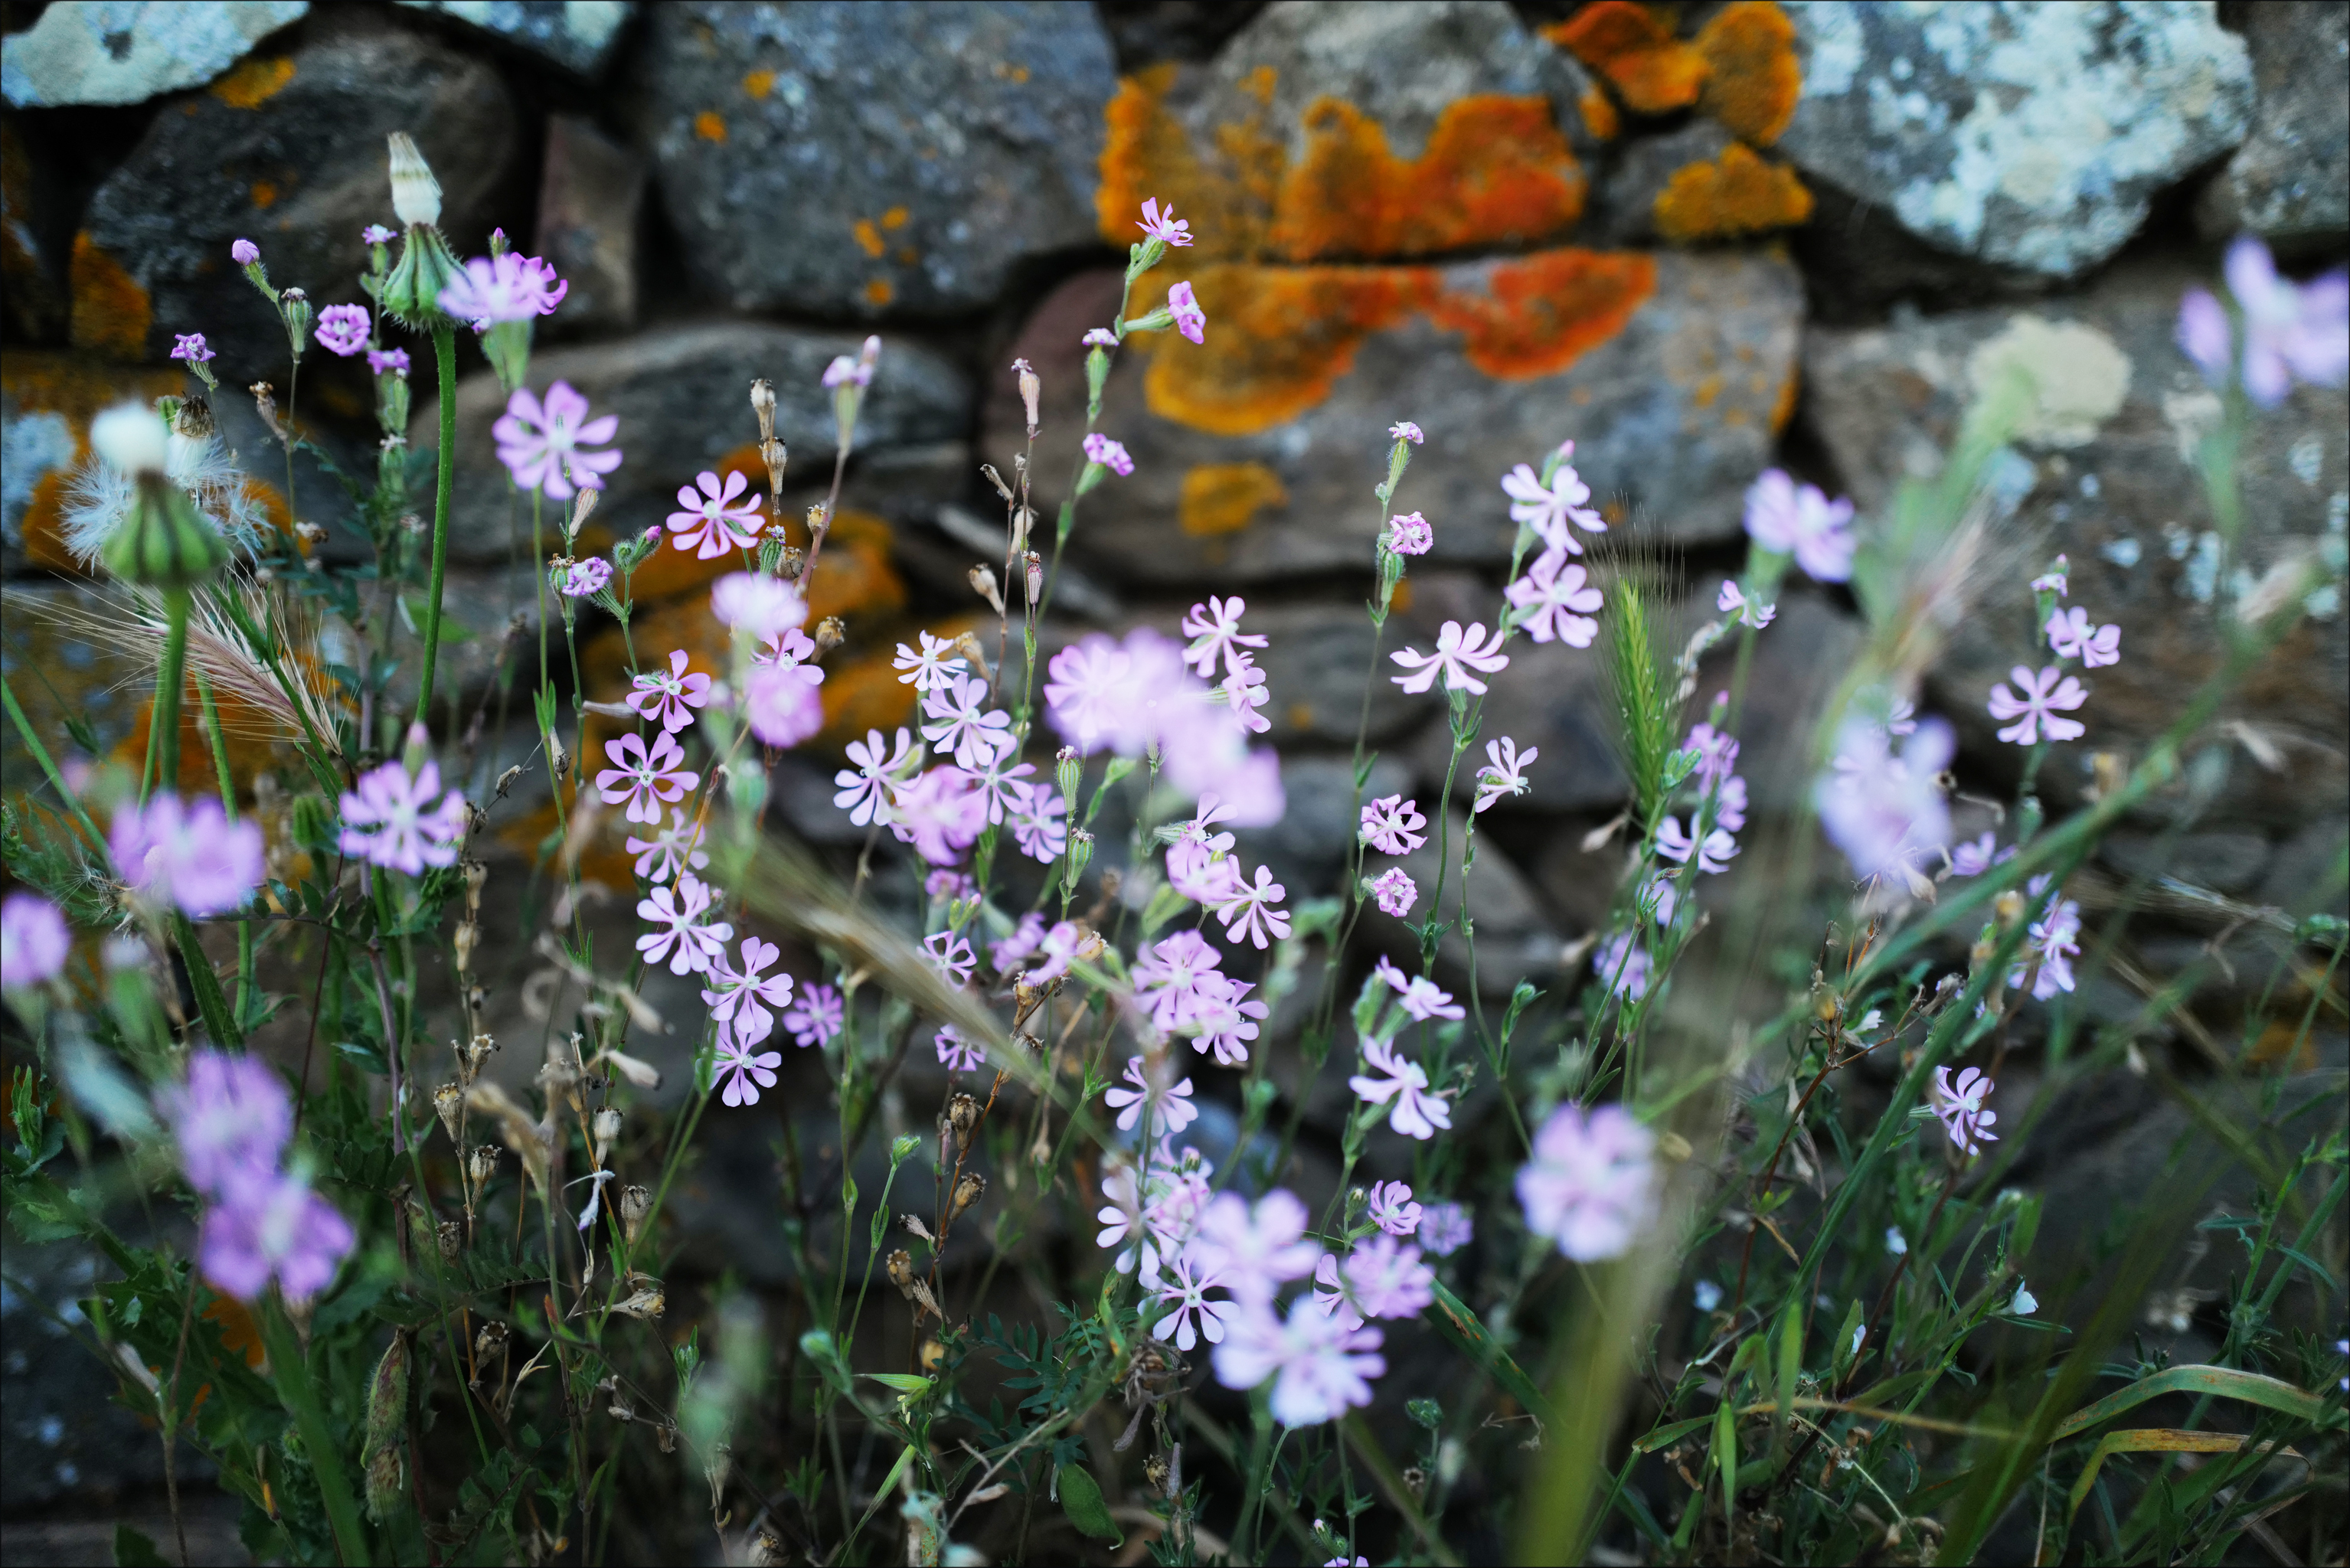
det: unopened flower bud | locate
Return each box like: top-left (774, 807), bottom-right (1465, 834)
top-left (452, 920), bottom-right (479, 974)
top-left (969, 564), bottom-right (1005, 615)
top-left (619, 1183), bottom-right (652, 1245)
top-left (387, 132), bottom-right (442, 226)
top-left (567, 485), bottom-right (599, 544)
top-left (813, 616), bottom-right (845, 652)
top-left (760, 436), bottom-right (787, 497)
top-left (593, 1106), bottom-right (622, 1157)
top-left (1023, 549), bottom-right (1043, 606)
top-left (92, 403), bottom-right (228, 586)
top-left (949, 1171), bottom-right (987, 1224)
top-left (749, 377), bottom-right (776, 439)
top-left (1013, 357), bottom-right (1041, 436)
top-left (433, 1082), bottom-right (462, 1144)
top-left (1055, 746), bottom-right (1080, 806)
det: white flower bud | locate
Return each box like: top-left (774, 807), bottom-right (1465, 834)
top-left (387, 132), bottom-right (443, 227)
top-left (90, 403), bottom-right (168, 475)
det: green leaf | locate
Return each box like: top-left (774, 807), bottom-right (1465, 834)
top-left (2064, 1429), bottom-right (2286, 1524)
top-left (1424, 1279), bottom-right (1556, 1426)
top-left (1056, 1463), bottom-right (1123, 1545)
top-left (2053, 1364), bottom-right (2345, 1442)
top-left (864, 1373), bottom-right (933, 1396)
top-left (113, 1523), bottom-right (169, 1566)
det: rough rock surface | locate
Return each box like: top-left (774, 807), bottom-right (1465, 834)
top-left (75, 18), bottom-right (518, 376)
top-left (2, 1), bottom-right (308, 108)
top-left (984, 249), bottom-right (1802, 586)
top-left (395, 0), bottom-right (636, 77)
top-left (1777, 2), bottom-right (2254, 280)
top-left (413, 322), bottom-right (970, 563)
top-left (2198, 0), bottom-right (2350, 243)
top-left (1376, 808), bottom-right (1560, 998)
top-left (1804, 257), bottom-right (2350, 822)
top-left (636, 0), bottom-right (1115, 317)
top-left (533, 114), bottom-right (646, 335)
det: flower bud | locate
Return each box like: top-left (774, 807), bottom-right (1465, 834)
top-left (1024, 549), bottom-right (1044, 606)
top-left (387, 133), bottom-right (443, 227)
top-left (619, 1182), bottom-right (652, 1245)
top-left (1055, 746), bottom-right (1081, 808)
top-left (364, 1333), bottom-right (410, 1454)
top-left (364, 1442), bottom-right (405, 1524)
top-left (949, 1171), bottom-right (987, 1225)
top-left (433, 1082), bottom-right (462, 1144)
top-left (593, 1106), bottom-right (622, 1158)
top-left (91, 403), bottom-right (228, 587)
top-left (1013, 357), bottom-right (1041, 436)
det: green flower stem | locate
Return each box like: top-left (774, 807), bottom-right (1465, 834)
top-left (258, 1293), bottom-right (371, 1566)
top-left (413, 321), bottom-right (458, 724)
top-left (194, 671), bottom-right (259, 1024)
top-left (152, 585), bottom-right (192, 802)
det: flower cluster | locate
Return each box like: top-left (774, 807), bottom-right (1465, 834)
top-left (1046, 621), bottom-right (1284, 824)
top-left (157, 1051), bottom-right (354, 1302)
top-left (2178, 235), bottom-right (2348, 406)
top-left (111, 793), bottom-right (265, 917)
top-left (338, 753), bottom-right (470, 875)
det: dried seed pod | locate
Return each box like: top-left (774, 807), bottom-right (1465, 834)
top-left (436, 1218), bottom-right (461, 1260)
top-left (363, 1442), bottom-right (405, 1524)
top-left (433, 1082), bottom-right (462, 1145)
top-left (949, 1171), bottom-right (987, 1225)
top-left (474, 1320), bottom-right (508, 1365)
top-left (1024, 549), bottom-right (1043, 606)
top-left (813, 616), bottom-right (845, 652)
top-left (612, 1285), bottom-right (665, 1319)
top-left (468, 1143), bottom-right (501, 1188)
top-left (774, 543), bottom-right (805, 580)
top-left (980, 462), bottom-right (1013, 501)
top-left (750, 377), bottom-right (776, 435)
top-left (968, 564), bottom-right (1005, 615)
top-left (619, 1183), bottom-right (652, 1245)
top-left (947, 1092), bottom-right (980, 1147)
top-left (1014, 358), bottom-right (1041, 436)
top-left (886, 1249), bottom-right (918, 1298)
top-left (760, 436), bottom-right (788, 498)
top-left (592, 1106), bottom-right (622, 1159)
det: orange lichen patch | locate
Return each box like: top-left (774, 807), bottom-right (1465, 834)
top-left (1695, 2), bottom-right (1802, 145)
top-left (1548, 4), bottom-right (1705, 114)
top-left (115, 684), bottom-right (298, 798)
top-left (1579, 86), bottom-right (1620, 142)
top-left (250, 179), bottom-right (278, 209)
top-left (1143, 264), bottom-right (1435, 435)
top-left (201, 1294), bottom-right (267, 1370)
top-left (852, 218), bottom-right (886, 257)
top-left (1652, 143), bottom-right (1812, 241)
top-left (743, 68), bottom-right (776, 99)
top-left (815, 647), bottom-right (917, 749)
top-left (1097, 64), bottom-right (1281, 262)
top-left (1769, 367), bottom-right (1799, 433)
top-left (1427, 249), bottom-right (1656, 381)
top-left (1271, 95), bottom-right (1585, 261)
top-left (863, 278), bottom-right (894, 308)
top-left (1179, 462), bottom-right (1288, 536)
top-left (67, 232), bottom-right (151, 360)
top-left (881, 206), bottom-right (908, 230)
top-left (208, 56), bottom-right (295, 109)
top-left (694, 111), bottom-right (727, 143)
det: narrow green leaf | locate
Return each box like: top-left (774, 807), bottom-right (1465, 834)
top-left (2053, 1364), bottom-right (2343, 1442)
top-left (1057, 1462), bottom-right (1123, 1545)
top-left (1424, 1279), bottom-right (1557, 1426)
top-left (863, 1373), bottom-right (933, 1396)
top-left (112, 1523), bottom-right (169, 1566)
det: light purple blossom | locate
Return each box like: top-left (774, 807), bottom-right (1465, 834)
top-left (935, 1026), bottom-right (985, 1073)
top-left (1386, 511), bottom-right (1432, 556)
top-left (636, 871), bottom-right (732, 976)
top-left (1216, 864), bottom-right (1291, 949)
top-left (1656, 815), bottom-right (1739, 874)
top-left (1592, 931), bottom-right (1651, 1001)
top-left (1744, 469), bottom-right (1856, 583)
top-left (1506, 554), bottom-right (1603, 645)
top-left (1083, 432), bottom-right (1134, 475)
top-left (1390, 620), bottom-right (1508, 694)
top-left (2045, 606), bottom-right (2120, 668)
top-left (1344, 1233), bottom-right (1434, 1318)
top-left (597, 730), bottom-right (699, 825)
top-left (1717, 580), bottom-right (1776, 628)
top-left (883, 766), bottom-right (984, 865)
top-left (1417, 1200), bottom-right (1472, 1256)
top-left (2, 893), bottom-right (70, 988)
top-left (494, 381), bottom-right (620, 500)
top-left (1517, 1102), bottom-right (1655, 1261)
top-left (561, 557), bottom-right (611, 598)
top-left (312, 304), bottom-right (370, 357)
top-left (1138, 198), bottom-right (1193, 247)
top-left (745, 663), bottom-right (825, 749)
top-left (367, 346), bottom-right (410, 377)
top-left (437, 252), bottom-right (567, 325)
top-left (1389, 421), bottom-right (1423, 445)
top-left (1472, 736), bottom-right (1536, 813)
top-left (1083, 326), bottom-right (1119, 348)
top-left (1380, 961), bottom-right (1464, 1023)
top-left (1166, 279), bottom-right (1206, 345)
top-left (923, 929), bottom-right (976, 988)
top-left (892, 631), bottom-right (969, 692)
top-left (198, 1168), bottom-right (354, 1303)
top-left (1208, 653), bottom-right (1271, 735)
top-left (1349, 1037), bottom-right (1450, 1140)
top-left (1133, 930), bottom-right (1226, 1034)
top-left (170, 333), bottom-right (214, 366)
top-left (1818, 713), bottom-right (1955, 881)
top-left (990, 913), bottom-right (1046, 973)
top-left (1189, 1190), bottom-right (1322, 1302)
top-left (1501, 454), bottom-right (1605, 556)
top-left (783, 982), bottom-right (843, 1048)
top-left (1368, 867), bottom-right (1417, 918)
top-left (1044, 629), bottom-right (1190, 756)
top-left (1213, 1295), bottom-right (1384, 1428)
top-left (919, 673), bottom-right (1015, 769)
top-left (1930, 1066), bottom-right (1998, 1155)
top-left (1685, 722), bottom-right (1740, 791)
top-left (701, 935), bottom-right (794, 1048)
top-left (2207, 236), bottom-right (2350, 405)
top-left (158, 1049), bottom-right (290, 1195)
top-left (2031, 556), bottom-right (2070, 596)
top-left (1312, 1253), bottom-right (1365, 1331)
top-left (1190, 973), bottom-right (1268, 1066)
top-left (361, 224), bottom-right (395, 245)
top-left (1947, 831), bottom-right (2004, 878)
top-left (1006, 783), bottom-right (1068, 862)
top-left (926, 869), bottom-right (976, 903)
top-left (338, 759), bottom-right (469, 875)
top-left (1365, 1180), bottom-right (1420, 1237)
top-left (714, 1034), bottom-right (783, 1106)
top-left (627, 648), bottom-right (714, 733)
top-left (231, 239), bottom-right (259, 266)
top-left (711, 572), bottom-right (808, 639)
top-left (624, 807), bottom-right (708, 884)
top-left (1359, 795), bottom-right (1427, 856)
top-left (1987, 665), bottom-right (2088, 746)
top-left (667, 469), bottom-right (765, 559)
top-left (822, 349), bottom-right (874, 390)
top-left (1104, 1056), bottom-right (1198, 1135)
top-left (1149, 1256), bottom-right (1234, 1351)
top-left (1180, 596), bottom-right (1267, 680)
top-left (110, 795), bottom-right (264, 917)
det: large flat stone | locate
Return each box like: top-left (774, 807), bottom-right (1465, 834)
top-left (2, 1), bottom-right (308, 108)
top-left (532, 114), bottom-right (646, 336)
top-left (395, 0), bottom-right (635, 77)
top-left (2198, 0), bottom-right (2350, 244)
top-left (1778, 2), bottom-right (2253, 282)
top-left (634, 0), bottom-right (1115, 317)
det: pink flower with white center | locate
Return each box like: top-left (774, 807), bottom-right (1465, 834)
top-left (745, 662), bottom-right (825, 748)
top-left (1190, 974), bottom-right (1267, 1065)
top-left (1518, 1102), bottom-right (1654, 1261)
top-left (1389, 421), bottom-right (1423, 445)
top-left (1150, 1256), bottom-right (1234, 1351)
top-left (1043, 635), bottom-right (1137, 752)
top-left (834, 727), bottom-right (918, 827)
top-left (714, 1034), bottom-right (783, 1107)
top-left (2045, 606), bottom-right (2120, 668)
top-left (1082, 432), bottom-right (1134, 475)
top-left (1987, 665), bottom-right (2088, 746)
top-left (887, 766), bottom-right (985, 865)
top-left (312, 304), bottom-right (370, 357)
top-left (1097, 1164), bottom-right (1170, 1280)
top-left (155, 1049), bottom-right (289, 1194)
top-left (923, 929), bottom-right (976, 988)
top-left (1391, 973), bottom-right (1465, 1024)
top-left (2012, 896), bottom-right (2081, 1000)
top-left (1506, 554), bottom-right (1603, 645)
top-left (2031, 556), bottom-right (2071, 596)
top-left (2221, 236), bottom-right (2350, 406)
top-left (935, 1026), bottom-right (985, 1073)
top-left (1685, 722), bottom-right (1740, 790)
top-left (1104, 1056), bottom-right (1199, 1135)
top-left (438, 252), bottom-right (567, 325)
top-left (822, 348), bottom-right (873, 390)
top-left (1385, 511), bottom-right (1432, 556)
top-left (494, 381), bottom-right (620, 501)
top-left (919, 673), bottom-right (1015, 768)
top-left (1744, 469), bottom-right (1856, 583)
top-left (172, 332), bottom-right (214, 367)
top-left (111, 794), bottom-right (265, 917)
top-left (753, 628), bottom-right (816, 668)
top-left (1345, 1233), bottom-right (1434, 1318)
top-left (701, 935), bottom-right (794, 1048)
top-left (1026, 920), bottom-right (1088, 983)
top-left (1417, 1200), bottom-right (1472, 1256)
top-left (1313, 1253), bottom-right (1365, 1331)
top-left (927, 869), bottom-right (976, 903)
top-left (1472, 736), bottom-right (1537, 813)
top-left (1948, 831), bottom-right (2003, 877)
top-left (1390, 620), bottom-right (1508, 694)
top-left (1501, 457), bottom-right (1605, 555)
top-left (1082, 326), bottom-right (1118, 348)
top-left (1712, 775), bottom-right (1749, 834)
top-left (1133, 929), bottom-right (1226, 1033)
top-left (1166, 279), bottom-right (1206, 345)
top-left (666, 469), bottom-right (764, 560)
top-left (1212, 1295), bottom-right (1384, 1428)
top-left (636, 871), bottom-right (732, 976)
top-left (1165, 795), bottom-right (1239, 894)
top-left (991, 913), bottom-right (1046, 973)
top-left (783, 982), bottom-right (843, 1047)
top-left (197, 1167), bottom-right (354, 1305)
top-left (892, 631), bottom-right (969, 692)
top-left (1216, 864), bottom-right (1291, 949)
top-left (1656, 816), bottom-right (1738, 874)
top-left (711, 572), bottom-right (807, 639)
top-left (1593, 931), bottom-right (1651, 1001)
top-left (1, 893), bottom-right (70, 989)
top-left (961, 751), bottom-right (1037, 826)
top-left (1885, 697), bottom-right (1918, 737)
top-left (628, 648), bottom-right (714, 733)
top-left (362, 224), bottom-right (395, 245)
top-left (1368, 867), bottom-right (1417, 918)
top-left (1349, 1037), bottom-right (1450, 1140)
top-left (597, 730), bottom-right (699, 825)
top-left (1717, 580), bottom-right (1776, 628)
top-left (1006, 782), bottom-right (1067, 861)
top-left (1209, 653), bottom-right (1271, 734)
top-left (1365, 1180), bottom-right (1421, 1237)
top-left (1930, 1066), bottom-right (1999, 1155)
top-left (626, 806), bottom-right (709, 884)
top-left (1819, 713), bottom-right (1953, 880)
top-left (561, 557), bottom-right (611, 598)
top-left (1180, 596), bottom-right (1267, 680)
top-left (2178, 286), bottom-right (2231, 382)
top-left (338, 759), bottom-right (469, 875)
top-left (368, 346), bottom-right (409, 376)
top-left (1358, 794), bottom-right (1427, 856)
top-left (1190, 1190), bottom-right (1322, 1302)
top-left (1138, 198), bottom-right (1192, 247)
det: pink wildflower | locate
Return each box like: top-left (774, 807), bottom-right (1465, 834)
top-left (1744, 469), bottom-right (1856, 583)
top-left (561, 557), bottom-right (611, 597)
top-left (1505, 553), bottom-right (1603, 646)
top-left (991, 913), bottom-right (1046, 973)
top-left (1133, 929), bottom-right (1226, 1033)
top-left (1166, 279), bottom-right (1206, 345)
top-left (1385, 511), bottom-right (1432, 555)
top-left (312, 304), bottom-right (370, 357)
top-left (171, 333), bottom-right (215, 366)
top-left (1516, 1102), bottom-right (1654, 1261)
top-left (887, 766), bottom-right (985, 864)
top-left (231, 238), bottom-right (259, 265)
top-left (1348, 1037), bottom-right (1450, 1140)
top-left (1819, 712), bottom-right (1953, 880)
top-left (1190, 974), bottom-right (1268, 1066)
top-left (1930, 1066), bottom-right (1999, 1155)
top-left (368, 345), bottom-right (410, 377)
top-left (157, 1049), bottom-right (290, 1194)
top-left (2031, 556), bottom-right (2071, 596)
top-left (1180, 596), bottom-right (1266, 680)
top-left (1501, 456), bottom-right (1606, 555)
top-left (714, 1034), bottom-right (783, 1106)
top-left (833, 727), bottom-right (917, 826)
top-left (2045, 606), bottom-right (2121, 668)
top-left (1368, 867), bottom-right (1417, 918)
top-left (1987, 666), bottom-right (2088, 746)
top-left (1212, 1296), bottom-right (1384, 1427)
top-left (1138, 198), bottom-right (1192, 247)
top-left (1359, 795), bottom-right (1427, 856)
top-left (1592, 932), bottom-right (1651, 1001)
top-left (666, 469), bottom-right (765, 559)
top-left (338, 759), bottom-right (469, 875)
top-left (1, 893), bottom-right (70, 988)
top-left (1082, 326), bottom-right (1118, 348)
top-left (1104, 1056), bottom-right (1198, 1136)
top-left (625, 806), bottom-right (708, 884)
top-left (711, 572), bottom-right (808, 639)
top-left (111, 795), bottom-right (264, 917)
top-left (1417, 1200), bottom-right (1472, 1256)
top-left (2220, 236), bottom-right (2350, 405)
top-left (198, 1168), bottom-right (354, 1304)
top-left (1365, 1181), bottom-right (1421, 1237)
top-left (1149, 1256), bottom-right (1235, 1351)
top-left (1472, 736), bottom-right (1537, 813)
top-left (935, 1026), bottom-right (985, 1073)
top-left (636, 871), bottom-right (732, 976)
top-left (437, 252), bottom-right (567, 325)
top-left (1345, 1233), bottom-right (1434, 1318)
top-left (1006, 782), bottom-right (1068, 861)
top-left (628, 648), bottom-right (714, 733)
top-left (1655, 815), bottom-right (1739, 874)
top-left (494, 381), bottom-right (620, 500)
top-left (1209, 654), bottom-right (1271, 735)
top-left (1082, 432), bottom-right (1133, 475)
top-left (597, 730), bottom-right (699, 825)
top-left (923, 929), bottom-right (976, 988)
top-left (1389, 420), bottom-right (1423, 444)
top-left (701, 936), bottom-right (795, 1048)
top-left (1215, 864), bottom-right (1291, 949)
top-left (1190, 1190), bottom-right (1322, 1302)
top-left (744, 662), bottom-right (825, 748)
top-left (783, 983), bottom-right (843, 1048)
top-left (919, 673), bottom-right (1015, 768)
top-left (1717, 579), bottom-right (1776, 628)
top-left (892, 631), bottom-right (969, 691)
top-left (1389, 620), bottom-right (1508, 694)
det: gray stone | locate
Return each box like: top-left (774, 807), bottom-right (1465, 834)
top-left (533, 115), bottom-right (646, 336)
top-left (395, 0), bottom-right (634, 77)
top-left (2198, 0), bottom-right (2350, 243)
top-left (77, 18), bottom-right (518, 378)
top-left (982, 249), bottom-right (1803, 587)
top-left (1375, 808), bottom-right (1561, 998)
top-left (2, 1), bottom-right (307, 108)
top-left (1247, 599), bottom-right (1430, 746)
top-left (2255, 816), bottom-right (2349, 916)
top-left (1778, 2), bottom-right (2254, 280)
top-left (1231, 753), bottom-right (1413, 894)
top-left (411, 322), bottom-right (972, 564)
top-left (2100, 830), bottom-right (2271, 895)
top-left (1804, 256), bottom-right (2350, 823)
top-left (636, 1), bottom-right (1115, 317)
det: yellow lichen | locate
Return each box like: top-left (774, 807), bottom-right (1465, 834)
top-left (1097, 64), bottom-right (1280, 263)
top-left (743, 68), bottom-right (776, 99)
top-left (881, 207), bottom-right (909, 230)
top-left (1425, 250), bottom-right (1657, 381)
top-left (694, 111), bottom-right (727, 142)
top-left (208, 56), bottom-right (294, 109)
top-left (1179, 462), bottom-right (1288, 536)
top-left (863, 277), bottom-right (895, 308)
top-left (1695, 2), bottom-right (1802, 145)
top-left (1579, 86), bottom-right (1620, 142)
top-left (67, 232), bottom-right (151, 360)
top-left (1652, 143), bottom-right (1812, 241)
top-left (1547, 4), bottom-right (1706, 115)
top-left (1142, 265), bottom-right (1435, 435)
